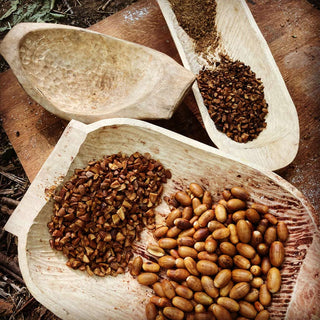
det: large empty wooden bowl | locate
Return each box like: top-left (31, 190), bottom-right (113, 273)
top-left (5, 119), bottom-right (319, 320)
top-left (156, 0), bottom-right (300, 171)
top-left (0, 23), bottom-right (195, 123)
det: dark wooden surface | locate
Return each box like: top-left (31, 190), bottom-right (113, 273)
top-left (0, 0), bottom-right (319, 213)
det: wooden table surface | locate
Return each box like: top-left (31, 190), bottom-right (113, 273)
top-left (0, 0), bottom-right (319, 213)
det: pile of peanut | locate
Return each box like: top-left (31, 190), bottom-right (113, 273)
top-left (47, 152), bottom-right (171, 277)
top-left (130, 184), bottom-right (288, 320)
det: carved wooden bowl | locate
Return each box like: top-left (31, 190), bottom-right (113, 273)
top-left (156, 0), bottom-right (300, 171)
top-left (0, 23), bottom-right (195, 123)
top-left (5, 119), bottom-right (319, 320)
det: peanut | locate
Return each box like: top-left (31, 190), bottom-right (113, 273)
top-left (231, 269), bottom-right (253, 282)
top-left (198, 210), bottom-right (215, 227)
top-left (266, 267), bottom-right (281, 293)
top-left (259, 284), bottom-right (271, 306)
top-left (201, 276), bottom-right (219, 298)
top-left (209, 304), bottom-right (232, 320)
top-left (143, 261), bottom-right (160, 273)
top-left (178, 246), bottom-right (198, 259)
top-left (236, 220), bottom-right (252, 243)
top-left (239, 301), bottom-right (257, 319)
top-left (194, 292), bottom-right (213, 305)
top-left (217, 297), bottom-right (239, 312)
top-left (166, 209), bottom-right (182, 228)
top-left (167, 269), bottom-right (190, 282)
top-left (158, 256), bottom-right (176, 269)
top-left (184, 257), bottom-right (200, 276)
top-left (172, 296), bottom-right (193, 312)
top-left (196, 260), bottom-right (218, 275)
top-left (137, 273), bottom-right (159, 286)
top-left (189, 183), bottom-right (204, 198)
top-left (175, 191), bottom-right (192, 206)
top-left (130, 256), bottom-right (143, 276)
top-left (229, 282), bottom-right (251, 300)
top-left (269, 241), bottom-right (285, 267)
top-left (214, 269), bottom-right (232, 288)
top-left (231, 187), bottom-right (249, 200)
top-left (159, 238), bottom-right (177, 250)
top-left (145, 302), bottom-right (158, 320)
top-left (163, 307), bottom-right (184, 320)
top-left (215, 204), bottom-right (227, 223)
top-left (175, 285), bottom-right (193, 300)
top-left (277, 221), bottom-right (289, 242)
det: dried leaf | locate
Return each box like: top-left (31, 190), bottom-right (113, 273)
top-left (0, 298), bottom-right (13, 316)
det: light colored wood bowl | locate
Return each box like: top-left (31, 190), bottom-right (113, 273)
top-left (156, 0), bottom-right (300, 171)
top-left (5, 119), bottom-right (319, 320)
top-left (0, 23), bottom-right (195, 123)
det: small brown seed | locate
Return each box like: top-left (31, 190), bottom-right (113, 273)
top-left (137, 273), bottom-right (159, 286)
top-left (193, 228), bottom-right (210, 241)
top-left (233, 255), bottom-right (251, 269)
top-left (236, 243), bottom-right (256, 259)
top-left (178, 246), bottom-right (198, 259)
top-left (153, 282), bottom-right (166, 297)
top-left (201, 275), bottom-right (220, 298)
top-left (255, 309), bottom-right (270, 320)
top-left (167, 269), bottom-right (190, 282)
top-left (154, 226), bottom-right (169, 239)
top-left (205, 238), bottom-right (218, 253)
top-left (212, 227), bottom-right (230, 240)
top-left (239, 301), bottom-right (257, 319)
top-left (172, 296), bottom-right (193, 312)
top-left (219, 280), bottom-right (234, 297)
top-left (269, 241), bottom-right (285, 267)
top-left (251, 203), bottom-right (269, 215)
top-left (147, 244), bottom-right (165, 257)
top-left (214, 269), bottom-right (232, 288)
top-left (227, 199), bottom-right (246, 212)
top-left (264, 227), bottom-right (277, 245)
top-left (177, 236), bottom-right (195, 247)
top-left (266, 267), bottom-right (281, 293)
top-left (218, 254), bottom-right (233, 269)
top-left (186, 275), bottom-right (203, 291)
top-left (143, 261), bottom-right (160, 273)
top-left (231, 187), bottom-right (249, 201)
top-left (209, 304), bottom-right (232, 320)
top-left (194, 292), bottom-right (213, 305)
top-left (189, 183), bottom-right (204, 198)
top-left (162, 279), bottom-right (176, 299)
top-left (184, 257), bottom-right (200, 276)
top-left (163, 307), bottom-right (184, 320)
top-left (237, 220), bottom-right (252, 243)
top-left (145, 302), bottom-right (158, 320)
top-left (220, 242), bottom-right (236, 256)
top-left (175, 285), bottom-right (193, 300)
top-left (158, 255), bottom-right (176, 269)
top-left (277, 221), bottom-right (289, 242)
top-left (232, 269), bottom-right (253, 282)
top-left (259, 284), bottom-right (271, 306)
top-left (245, 208), bottom-right (260, 224)
top-left (182, 207), bottom-right (193, 220)
top-left (130, 256), bottom-right (143, 276)
top-left (159, 238), bottom-right (178, 250)
top-left (175, 191), bottom-right (192, 206)
top-left (196, 260), bottom-right (219, 275)
top-left (215, 204), bottom-right (227, 223)
top-left (217, 297), bottom-right (240, 312)
top-left (229, 282), bottom-right (251, 300)
top-left (198, 210), bottom-right (215, 227)
top-left (175, 218), bottom-right (192, 230)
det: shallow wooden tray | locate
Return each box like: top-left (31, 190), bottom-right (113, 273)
top-left (4, 119), bottom-right (319, 320)
top-left (0, 23), bottom-right (195, 123)
top-left (156, 0), bottom-right (300, 171)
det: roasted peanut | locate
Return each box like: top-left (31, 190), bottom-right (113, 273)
top-left (198, 210), bottom-right (215, 227)
top-left (231, 269), bottom-right (253, 282)
top-left (138, 273), bottom-right (159, 286)
top-left (194, 292), bottom-right (213, 305)
top-left (220, 242), bottom-right (236, 256)
top-left (163, 307), bottom-right (184, 320)
top-left (194, 242), bottom-right (206, 252)
top-left (162, 279), bottom-right (176, 299)
top-left (167, 226), bottom-right (182, 238)
top-left (172, 296), bottom-right (193, 312)
top-left (251, 253), bottom-right (261, 265)
top-left (236, 220), bottom-right (252, 243)
top-left (264, 213), bottom-right (278, 225)
top-left (175, 218), bottom-right (192, 230)
top-left (175, 285), bottom-right (193, 300)
top-left (214, 269), bottom-right (232, 288)
top-left (202, 191), bottom-right (212, 207)
top-left (261, 257), bottom-right (271, 275)
top-left (254, 301), bottom-right (265, 312)
top-left (153, 282), bottom-right (166, 297)
top-left (167, 269), bottom-right (190, 282)
top-left (256, 219), bottom-right (269, 234)
top-left (178, 246), bottom-right (198, 259)
top-left (194, 304), bottom-right (205, 313)
top-left (239, 301), bottom-right (257, 319)
top-left (182, 207), bottom-right (193, 220)
top-left (229, 282), bottom-right (251, 300)
top-left (194, 204), bottom-right (209, 216)
top-left (170, 249), bottom-right (180, 259)
top-left (244, 288), bottom-right (259, 302)
top-left (277, 221), bottom-right (289, 242)
top-left (264, 227), bottom-right (277, 245)
top-left (231, 187), bottom-right (249, 200)
top-left (215, 204), bottom-right (227, 223)
top-left (186, 276), bottom-right (203, 292)
top-left (255, 309), bottom-right (270, 320)
top-left (212, 227), bottom-right (230, 240)
top-left (250, 265), bottom-right (262, 276)
top-left (130, 256), bottom-right (143, 276)
top-left (250, 277), bottom-right (264, 288)
top-left (158, 255), bottom-right (176, 269)
top-left (177, 236), bottom-right (195, 247)
top-left (228, 224), bottom-right (239, 244)
top-left (197, 251), bottom-right (218, 262)
top-left (189, 183), bottom-right (204, 198)
top-left (201, 276), bottom-right (219, 298)
top-left (179, 228), bottom-right (196, 238)
top-left (217, 297), bottom-right (239, 312)
top-left (175, 191), bottom-right (192, 206)
top-left (233, 255), bottom-right (251, 270)
top-left (269, 241), bottom-right (285, 267)
top-left (146, 302), bottom-right (158, 320)
top-left (251, 230), bottom-right (263, 247)
top-left (232, 210), bottom-right (246, 223)
top-left (227, 199), bottom-right (246, 212)
top-left (236, 243), bottom-right (256, 259)
top-left (209, 304), bottom-right (232, 320)
top-left (196, 260), bottom-right (219, 275)
top-left (204, 238), bottom-right (218, 253)
top-left (154, 226), bottom-right (169, 239)
top-left (259, 284), bottom-right (271, 306)
top-left (143, 261), bottom-right (160, 273)
top-left (218, 254), bottom-right (233, 269)
top-left (175, 258), bottom-right (185, 269)
top-left (257, 243), bottom-right (269, 256)
top-left (147, 244), bottom-right (165, 257)
top-left (245, 208), bottom-right (260, 224)
top-left (159, 238), bottom-right (177, 250)
top-left (251, 203), bottom-right (269, 215)
top-left (192, 198), bottom-right (202, 211)
top-left (222, 189), bottom-right (232, 201)
top-left (184, 257), bottom-right (200, 276)
top-left (166, 209), bottom-right (182, 227)
top-left (266, 267), bottom-right (281, 293)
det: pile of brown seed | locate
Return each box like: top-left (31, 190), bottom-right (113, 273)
top-left (47, 152), bottom-right (171, 277)
top-left (197, 56), bottom-right (268, 143)
top-left (130, 183), bottom-right (288, 320)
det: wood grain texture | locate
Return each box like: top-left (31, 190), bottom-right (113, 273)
top-left (5, 119), bottom-right (319, 320)
top-left (0, 0), bottom-right (319, 212)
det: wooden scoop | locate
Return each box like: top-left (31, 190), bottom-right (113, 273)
top-left (0, 23), bottom-right (195, 123)
top-left (156, 0), bottom-right (300, 171)
top-left (4, 118), bottom-right (319, 320)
